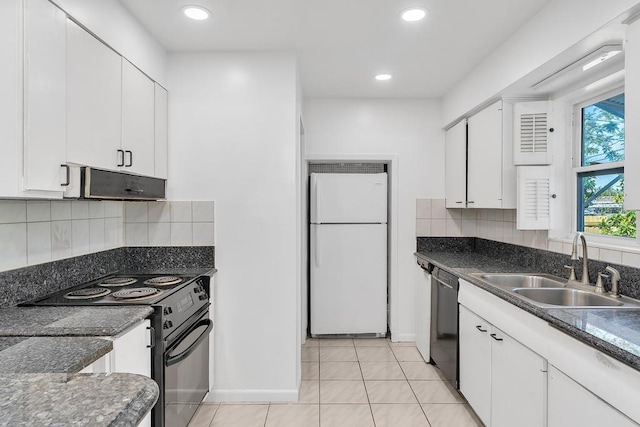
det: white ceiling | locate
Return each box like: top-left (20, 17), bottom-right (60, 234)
top-left (119, 0), bottom-right (552, 98)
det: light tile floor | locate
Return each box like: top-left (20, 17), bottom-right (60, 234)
top-left (188, 338), bottom-right (483, 427)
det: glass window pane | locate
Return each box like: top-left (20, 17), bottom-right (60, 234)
top-left (578, 171), bottom-right (635, 238)
top-left (581, 93), bottom-right (625, 166)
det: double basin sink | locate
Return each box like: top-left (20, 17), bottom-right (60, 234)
top-left (471, 273), bottom-right (640, 308)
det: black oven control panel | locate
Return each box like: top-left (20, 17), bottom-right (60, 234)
top-left (160, 276), bottom-right (209, 338)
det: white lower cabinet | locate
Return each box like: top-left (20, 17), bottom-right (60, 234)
top-left (459, 304), bottom-right (546, 427)
top-left (79, 319), bottom-right (152, 427)
top-left (548, 365), bottom-right (637, 427)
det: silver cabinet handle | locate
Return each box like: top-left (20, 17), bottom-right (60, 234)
top-left (60, 164), bottom-right (70, 186)
top-left (125, 150), bottom-right (133, 167)
top-left (117, 149), bottom-right (125, 167)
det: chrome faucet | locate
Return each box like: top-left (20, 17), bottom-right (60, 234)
top-left (570, 233), bottom-right (590, 285)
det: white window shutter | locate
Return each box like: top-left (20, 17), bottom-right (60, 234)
top-left (513, 101), bottom-right (552, 165)
top-left (517, 166), bottom-right (551, 230)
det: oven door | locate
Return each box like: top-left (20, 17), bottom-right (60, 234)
top-left (164, 311), bottom-right (213, 427)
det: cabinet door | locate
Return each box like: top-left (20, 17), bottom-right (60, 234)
top-left (23, 0), bottom-right (67, 192)
top-left (445, 120), bottom-right (467, 208)
top-left (625, 19), bottom-right (640, 210)
top-left (154, 84), bottom-right (168, 179)
top-left (112, 319), bottom-right (151, 376)
top-left (111, 319), bottom-right (151, 427)
top-left (491, 325), bottom-right (546, 427)
top-left (415, 266), bottom-right (431, 361)
top-left (122, 59), bottom-right (155, 176)
top-left (67, 19), bottom-right (122, 170)
top-left (548, 365), bottom-right (637, 427)
top-left (468, 100), bottom-right (503, 208)
top-left (459, 305), bottom-right (491, 426)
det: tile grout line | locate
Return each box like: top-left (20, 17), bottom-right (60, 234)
top-left (356, 341), bottom-right (377, 427)
top-left (392, 344), bottom-right (433, 427)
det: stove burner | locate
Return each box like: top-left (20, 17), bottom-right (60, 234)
top-left (111, 287), bottom-right (161, 300)
top-left (143, 276), bottom-right (182, 286)
top-left (99, 277), bottom-right (138, 287)
top-left (64, 287), bottom-right (111, 300)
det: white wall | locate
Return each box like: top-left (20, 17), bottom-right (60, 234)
top-left (303, 98), bottom-right (444, 341)
top-left (442, 0), bottom-right (640, 126)
top-left (52, 0), bottom-right (167, 85)
top-left (168, 52), bottom-right (301, 401)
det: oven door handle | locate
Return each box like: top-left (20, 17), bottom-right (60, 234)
top-left (165, 319), bottom-right (213, 367)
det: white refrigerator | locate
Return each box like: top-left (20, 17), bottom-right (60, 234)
top-left (310, 172), bottom-right (388, 336)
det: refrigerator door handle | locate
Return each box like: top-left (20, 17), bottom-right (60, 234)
top-left (314, 177), bottom-right (320, 222)
top-left (314, 226), bottom-right (320, 268)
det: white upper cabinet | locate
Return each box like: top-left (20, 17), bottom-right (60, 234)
top-left (517, 166), bottom-right (551, 230)
top-left (122, 59), bottom-right (155, 177)
top-left (23, 0), bottom-right (67, 193)
top-left (467, 100), bottom-right (516, 209)
top-left (445, 120), bottom-right (467, 208)
top-left (66, 18), bottom-right (122, 171)
top-left (625, 19), bottom-right (640, 210)
top-left (513, 101), bottom-right (552, 165)
top-left (154, 84), bottom-right (168, 179)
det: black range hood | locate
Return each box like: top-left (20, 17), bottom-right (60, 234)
top-left (81, 167), bottom-right (166, 200)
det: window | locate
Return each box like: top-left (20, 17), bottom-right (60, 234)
top-left (575, 92), bottom-right (636, 238)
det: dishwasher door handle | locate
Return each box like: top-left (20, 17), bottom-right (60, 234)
top-left (432, 276), bottom-right (454, 290)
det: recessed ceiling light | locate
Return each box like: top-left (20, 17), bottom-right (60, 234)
top-left (182, 5), bottom-right (211, 20)
top-left (375, 74), bottom-right (392, 81)
top-left (401, 8), bottom-right (427, 22)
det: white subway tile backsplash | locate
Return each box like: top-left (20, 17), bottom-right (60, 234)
top-left (431, 199), bottom-right (446, 219)
top-left (416, 219), bottom-right (431, 237)
top-left (88, 201), bottom-right (105, 219)
top-left (461, 219), bottom-right (477, 237)
top-left (89, 219), bottom-right (105, 252)
top-left (0, 223), bottom-right (27, 271)
top-left (125, 223), bottom-right (149, 246)
top-left (431, 219), bottom-right (447, 236)
top-left (125, 202), bottom-right (148, 223)
top-left (27, 222), bottom-right (51, 265)
top-left (622, 251), bottom-right (640, 269)
top-left (26, 201), bottom-right (51, 222)
top-left (51, 220), bottom-right (72, 260)
top-left (51, 201), bottom-right (72, 221)
top-left (170, 202), bottom-right (192, 222)
top-left (416, 199), bottom-right (431, 219)
top-left (446, 219), bottom-right (462, 237)
top-left (72, 220), bottom-right (90, 256)
top-left (104, 218), bottom-right (123, 249)
top-left (599, 248), bottom-right (622, 264)
top-left (148, 202), bottom-right (171, 223)
top-left (547, 240), bottom-right (564, 254)
top-left (170, 223), bottom-right (193, 246)
top-left (0, 199), bottom-right (215, 272)
top-left (193, 222), bottom-right (215, 246)
top-left (71, 201), bottom-right (89, 220)
top-left (192, 201), bottom-right (215, 222)
top-left (0, 201), bottom-right (27, 224)
top-left (104, 201), bottom-right (123, 218)
top-left (149, 223), bottom-right (171, 246)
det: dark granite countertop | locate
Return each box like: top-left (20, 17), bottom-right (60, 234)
top-left (0, 336), bottom-right (112, 374)
top-left (416, 250), bottom-right (640, 370)
top-left (0, 372), bottom-right (158, 426)
top-left (0, 306), bottom-right (153, 337)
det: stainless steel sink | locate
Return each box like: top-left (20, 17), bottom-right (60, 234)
top-left (480, 274), bottom-right (566, 289)
top-left (513, 288), bottom-right (623, 307)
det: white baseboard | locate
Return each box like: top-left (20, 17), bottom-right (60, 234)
top-left (206, 388), bottom-right (299, 403)
top-left (391, 332), bottom-right (416, 343)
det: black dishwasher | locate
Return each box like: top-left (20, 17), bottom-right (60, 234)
top-left (430, 266), bottom-right (460, 389)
